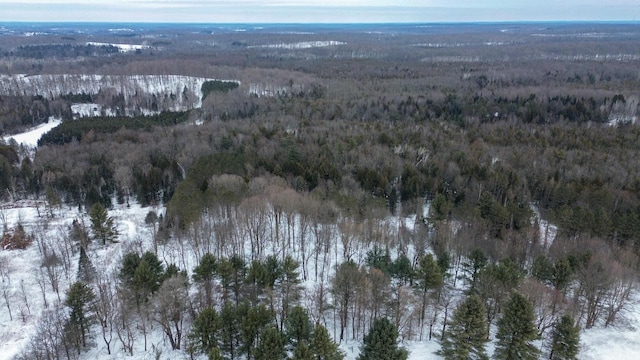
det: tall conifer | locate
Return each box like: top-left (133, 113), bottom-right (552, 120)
top-left (440, 294), bottom-right (488, 360)
top-left (494, 292), bottom-right (540, 360)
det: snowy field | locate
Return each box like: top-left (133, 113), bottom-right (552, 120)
top-left (86, 42), bottom-right (150, 52)
top-left (249, 41), bottom-right (347, 49)
top-left (2, 117), bottom-right (61, 148)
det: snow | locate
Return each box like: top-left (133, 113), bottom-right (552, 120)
top-left (1, 195), bottom-right (639, 359)
top-left (0, 201), bottom-right (156, 360)
top-left (0, 74), bottom-right (240, 113)
top-left (250, 41), bottom-right (346, 49)
top-left (86, 41), bottom-right (150, 52)
top-left (530, 203), bottom-right (557, 250)
top-left (249, 82), bottom-right (304, 97)
top-left (608, 115), bottom-right (637, 126)
top-left (2, 117), bottom-right (61, 148)
top-left (580, 289), bottom-right (640, 360)
top-left (71, 103), bottom-right (119, 118)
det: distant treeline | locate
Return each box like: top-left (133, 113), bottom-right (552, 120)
top-left (11, 44), bottom-right (120, 59)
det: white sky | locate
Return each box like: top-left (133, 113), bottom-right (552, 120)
top-left (0, 0), bottom-right (639, 23)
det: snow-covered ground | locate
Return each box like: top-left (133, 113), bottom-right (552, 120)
top-left (580, 288), bottom-right (640, 360)
top-left (249, 40), bottom-right (346, 49)
top-left (0, 74), bottom-right (240, 113)
top-left (1, 198), bottom-right (636, 359)
top-left (2, 117), bottom-right (61, 148)
top-left (530, 203), bottom-right (557, 249)
top-left (86, 41), bottom-right (150, 52)
top-left (0, 200), bottom-right (158, 360)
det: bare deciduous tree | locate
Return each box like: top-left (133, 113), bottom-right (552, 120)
top-left (153, 275), bottom-right (190, 350)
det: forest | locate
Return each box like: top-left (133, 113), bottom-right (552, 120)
top-left (1, 22), bottom-right (640, 360)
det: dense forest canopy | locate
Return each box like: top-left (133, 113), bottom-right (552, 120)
top-left (1, 22), bottom-right (640, 360)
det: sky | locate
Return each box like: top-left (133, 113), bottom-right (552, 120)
top-left (0, 0), bottom-right (639, 23)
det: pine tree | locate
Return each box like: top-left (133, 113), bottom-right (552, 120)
top-left (119, 252), bottom-right (140, 286)
top-left (415, 253), bottom-right (443, 340)
top-left (463, 249), bottom-right (488, 290)
top-left (140, 251), bottom-right (165, 287)
top-left (189, 307), bottom-right (221, 355)
top-left (310, 323), bottom-right (345, 360)
top-left (292, 342), bottom-right (314, 360)
top-left (239, 302), bottom-right (273, 358)
top-left (219, 303), bottom-right (241, 360)
top-left (285, 305), bottom-right (313, 349)
top-left (77, 246), bottom-right (96, 283)
top-left (494, 292), bottom-right (540, 360)
top-left (193, 253), bottom-right (217, 307)
top-left (440, 294), bottom-right (488, 360)
top-left (278, 255), bottom-right (303, 326)
top-left (391, 254), bottom-right (414, 285)
top-left (254, 326), bottom-right (286, 360)
top-left (65, 281), bottom-right (95, 349)
top-left (357, 317), bottom-right (408, 360)
top-left (207, 347), bottom-right (224, 360)
top-left (89, 202), bottom-right (118, 245)
top-left (549, 315), bottom-right (580, 360)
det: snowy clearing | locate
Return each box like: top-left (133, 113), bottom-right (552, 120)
top-left (250, 41), bottom-right (346, 49)
top-left (86, 41), bottom-right (150, 52)
top-left (2, 117), bottom-right (61, 148)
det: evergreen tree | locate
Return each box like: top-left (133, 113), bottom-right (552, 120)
top-left (216, 256), bottom-right (246, 305)
top-left (189, 307), bottom-right (221, 355)
top-left (119, 251), bottom-right (141, 286)
top-left (126, 251), bottom-right (165, 304)
top-left (463, 248), bottom-right (488, 290)
top-left (140, 251), bottom-right (165, 286)
top-left (132, 260), bottom-right (156, 305)
top-left (285, 305), bottom-right (313, 349)
top-left (219, 303), bottom-right (241, 360)
top-left (278, 255), bottom-right (303, 322)
top-left (440, 294), bottom-right (488, 360)
top-left (254, 326), bottom-right (286, 360)
top-left (193, 253), bottom-right (217, 307)
top-left (163, 262), bottom-right (187, 282)
top-left (246, 259), bottom-right (269, 304)
top-left (549, 315), bottom-right (580, 360)
top-left (65, 281), bottom-right (95, 349)
top-left (77, 246), bottom-right (96, 283)
top-left (366, 246), bottom-right (393, 275)
top-left (310, 323), bottom-right (345, 360)
top-left (494, 292), bottom-right (540, 360)
top-left (207, 347), bottom-right (224, 360)
top-left (552, 258), bottom-right (573, 292)
top-left (532, 255), bottom-right (554, 284)
top-left (89, 202), bottom-right (118, 245)
top-left (357, 317), bottom-right (408, 360)
top-left (239, 302), bottom-right (273, 358)
top-left (414, 253), bottom-right (443, 340)
top-left (292, 341), bottom-right (314, 360)
top-left (415, 253), bottom-right (444, 294)
top-left (391, 254), bottom-right (414, 285)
